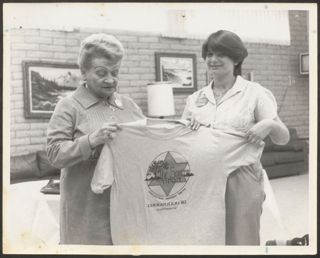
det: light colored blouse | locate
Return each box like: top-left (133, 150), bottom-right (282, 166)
top-left (182, 75), bottom-right (278, 132)
top-left (181, 76), bottom-right (283, 230)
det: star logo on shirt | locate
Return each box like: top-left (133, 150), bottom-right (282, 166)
top-left (146, 151), bottom-right (193, 198)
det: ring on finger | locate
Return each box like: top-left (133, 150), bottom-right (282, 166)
top-left (253, 138), bottom-right (260, 143)
top-left (104, 130), bottom-right (110, 137)
top-left (256, 138), bottom-right (262, 144)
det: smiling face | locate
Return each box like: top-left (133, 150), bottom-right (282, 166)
top-left (205, 51), bottom-right (237, 79)
top-left (83, 57), bottom-right (121, 99)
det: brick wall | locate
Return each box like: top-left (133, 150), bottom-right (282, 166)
top-left (243, 11), bottom-right (309, 138)
top-left (8, 10), bottom-right (309, 156)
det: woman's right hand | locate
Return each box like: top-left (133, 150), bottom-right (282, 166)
top-left (88, 122), bottom-right (121, 148)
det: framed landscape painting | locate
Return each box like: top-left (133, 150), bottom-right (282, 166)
top-left (22, 61), bottom-right (82, 119)
top-left (155, 52), bottom-right (197, 93)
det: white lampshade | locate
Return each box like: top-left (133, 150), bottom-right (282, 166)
top-left (147, 82), bottom-right (175, 117)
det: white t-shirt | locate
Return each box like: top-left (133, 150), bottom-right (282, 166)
top-left (92, 119), bottom-right (264, 245)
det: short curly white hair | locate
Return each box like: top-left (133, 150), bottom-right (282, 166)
top-left (78, 33), bottom-right (125, 73)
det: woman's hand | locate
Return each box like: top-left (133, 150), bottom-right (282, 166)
top-left (88, 122), bottom-right (121, 148)
top-left (188, 116), bottom-right (202, 131)
top-left (245, 119), bottom-right (275, 146)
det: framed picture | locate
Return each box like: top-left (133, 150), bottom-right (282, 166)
top-left (299, 53), bottom-right (309, 75)
top-left (22, 61), bottom-right (82, 119)
top-left (155, 52), bottom-right (197, 93)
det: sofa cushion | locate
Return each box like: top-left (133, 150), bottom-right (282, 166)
top-left (272, 140), bottom-right (304, 152)
top-left (265, 162), bottom-right (305, 179)
top-left (263, 137), bottom-right (274, 152)
top-left (261, 150), bottom-right (306, 167)
top-left (273, 151), bottom-right (306, 164)
top-left (37, 151), bottom-right (60, 178)
top-left (11, 153), bottom-right (41, 181)
top-left (289, 128), bottom-right (298, 140)
top-left (262, 128), bottom-right (304, 152)
top-left (261, 153), bottom-right (276, 166)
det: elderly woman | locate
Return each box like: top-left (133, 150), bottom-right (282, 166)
top-left (182, 30), bottom-right (290, 245)
top-left (46, 34), bottom-right (144, 245)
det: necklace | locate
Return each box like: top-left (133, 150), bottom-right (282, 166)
top-left (211, 76), bottom-right (236, 102)
top-left (213, 87), bottom-right (229, 102)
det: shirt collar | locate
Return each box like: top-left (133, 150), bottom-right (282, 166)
top-left (202, 75), bottom-right (246, 104)
top-left (73, 84), bottom-right (100, 109)
top-left (202, 82), bottom-right (215, 104)
top-left (226, 75), bottom-right (246, 96)
top-left (73, 84), bottom-right (123, 110)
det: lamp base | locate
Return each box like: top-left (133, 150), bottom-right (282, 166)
top-left (147, 115), bottom-right (176, 120)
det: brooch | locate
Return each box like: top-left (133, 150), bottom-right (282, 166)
top-left (195, 92), bottom-right (209, 107)
top-left (114, 98), bottom-right (123, 109)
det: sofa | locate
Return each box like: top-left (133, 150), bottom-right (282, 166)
top-left (10, 151), bottom-right (60, 184)
top-left (261, 128), bottom-right (309, 179)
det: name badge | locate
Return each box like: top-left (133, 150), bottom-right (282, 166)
top-left (115, 98), bottom-right (123, 109)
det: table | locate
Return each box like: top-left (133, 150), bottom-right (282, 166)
top-left (5, 180), bottom-right (60, 246)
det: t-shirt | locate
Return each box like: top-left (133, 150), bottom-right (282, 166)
top-left (92, 119), bottom-right (264, 245)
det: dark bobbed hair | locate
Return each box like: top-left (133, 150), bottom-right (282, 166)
top-left (202, 30), bottom-right (248, 76)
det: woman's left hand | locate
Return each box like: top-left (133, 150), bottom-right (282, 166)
top-left (245, 119), bottom-right (275, 146)
top-left (188, 116), bottom-right (202, 131)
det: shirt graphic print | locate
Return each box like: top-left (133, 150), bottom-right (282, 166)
top-left (92, 119), bottom-right (264, 245)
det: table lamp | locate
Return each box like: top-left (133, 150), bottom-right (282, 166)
top-left (147, 81), bottom-right (176, 118)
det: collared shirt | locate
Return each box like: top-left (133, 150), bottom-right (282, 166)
top-left (73, 83), bottom-right (125, 111)
top-left (181, 76), bottom-right (280, 221)
top-left (182, 75), bottom-right (278, 133)
top-left (47, 84), bottom-right (145, 164)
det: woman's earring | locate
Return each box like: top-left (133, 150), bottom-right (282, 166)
top-left (82, 78), bottom-right (87, 88)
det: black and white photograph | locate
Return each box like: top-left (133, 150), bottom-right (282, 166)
top-left (2, 2), bottom-right (317, 255)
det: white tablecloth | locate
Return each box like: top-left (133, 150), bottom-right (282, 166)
top-left (5, 180), bottom-right (60, 246)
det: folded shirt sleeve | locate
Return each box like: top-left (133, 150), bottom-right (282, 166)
top-left (91, 143), bottom-right (114, 194)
